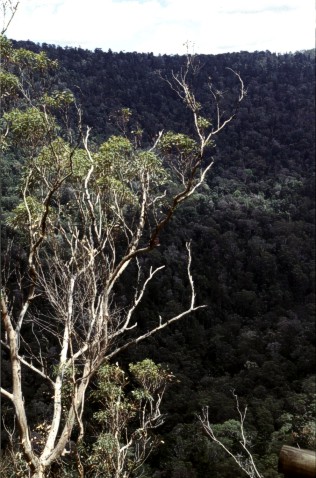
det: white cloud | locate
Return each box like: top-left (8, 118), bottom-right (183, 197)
top-left (6, 0), bottom-right (315, 54)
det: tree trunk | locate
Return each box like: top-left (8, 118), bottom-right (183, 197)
top-left (32, 467), bottom-right (45, 478)
top-left (278, 445), bottom-right (316, 478)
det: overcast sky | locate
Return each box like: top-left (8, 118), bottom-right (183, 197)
top-left (4, 0), bottom-right (315, 55)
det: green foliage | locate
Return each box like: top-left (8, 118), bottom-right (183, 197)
top-left (0, 449), bottom-right (30, 478)
top-left (211, 418), bottom-right (242, 441)
top-left (35, 138), bottom-right (88, 179)
top-left (196, 116), bottom-right (212, 131)
top-left (160, 131), bottom-right (199, 156)
top-left (93, 363), bottom-right (128, 403)
top-left (96, 136), bottom-right (166, 181)
top-left (11, 47), bottom-right (58, 71)
top-left (0, 34), bottom-right (14, 59)
top-left (84, 360), bottom-right (171, 477)
top-left (92, 135), bottom-right (168, 208)
top-left (0, 71), bottom-right (19, 97)
top-left (130, 358), bottom-right (173, 395)
top-left (3, 107), bottom-right (57, 146)
top-left (96, 135), bottom-right (133, 177)
top-left (42, 90), bottom-right (75, 109)
top-left (92, 359), bottom-right (171, 417)
top-left (5, 196), bottom-right (46, 230)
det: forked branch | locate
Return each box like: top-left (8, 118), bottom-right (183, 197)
top-left (198, 391), bottom-right (263, 478)
top-left (106, 241), bottom-right (206, 360)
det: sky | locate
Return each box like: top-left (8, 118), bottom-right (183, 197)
top-left (3, 0), bottom-right (315, 55)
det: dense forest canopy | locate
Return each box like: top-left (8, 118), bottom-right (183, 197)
top-left (1, 38), bottom-right (315, 478)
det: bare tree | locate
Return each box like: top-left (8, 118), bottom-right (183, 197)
top-left (198, 391), bottom-right (263, 478)
top-left (0, 33), bottom-right (245, 477)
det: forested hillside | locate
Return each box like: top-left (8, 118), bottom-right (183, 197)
top-left (1, 41), bottom-right (315, 477)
